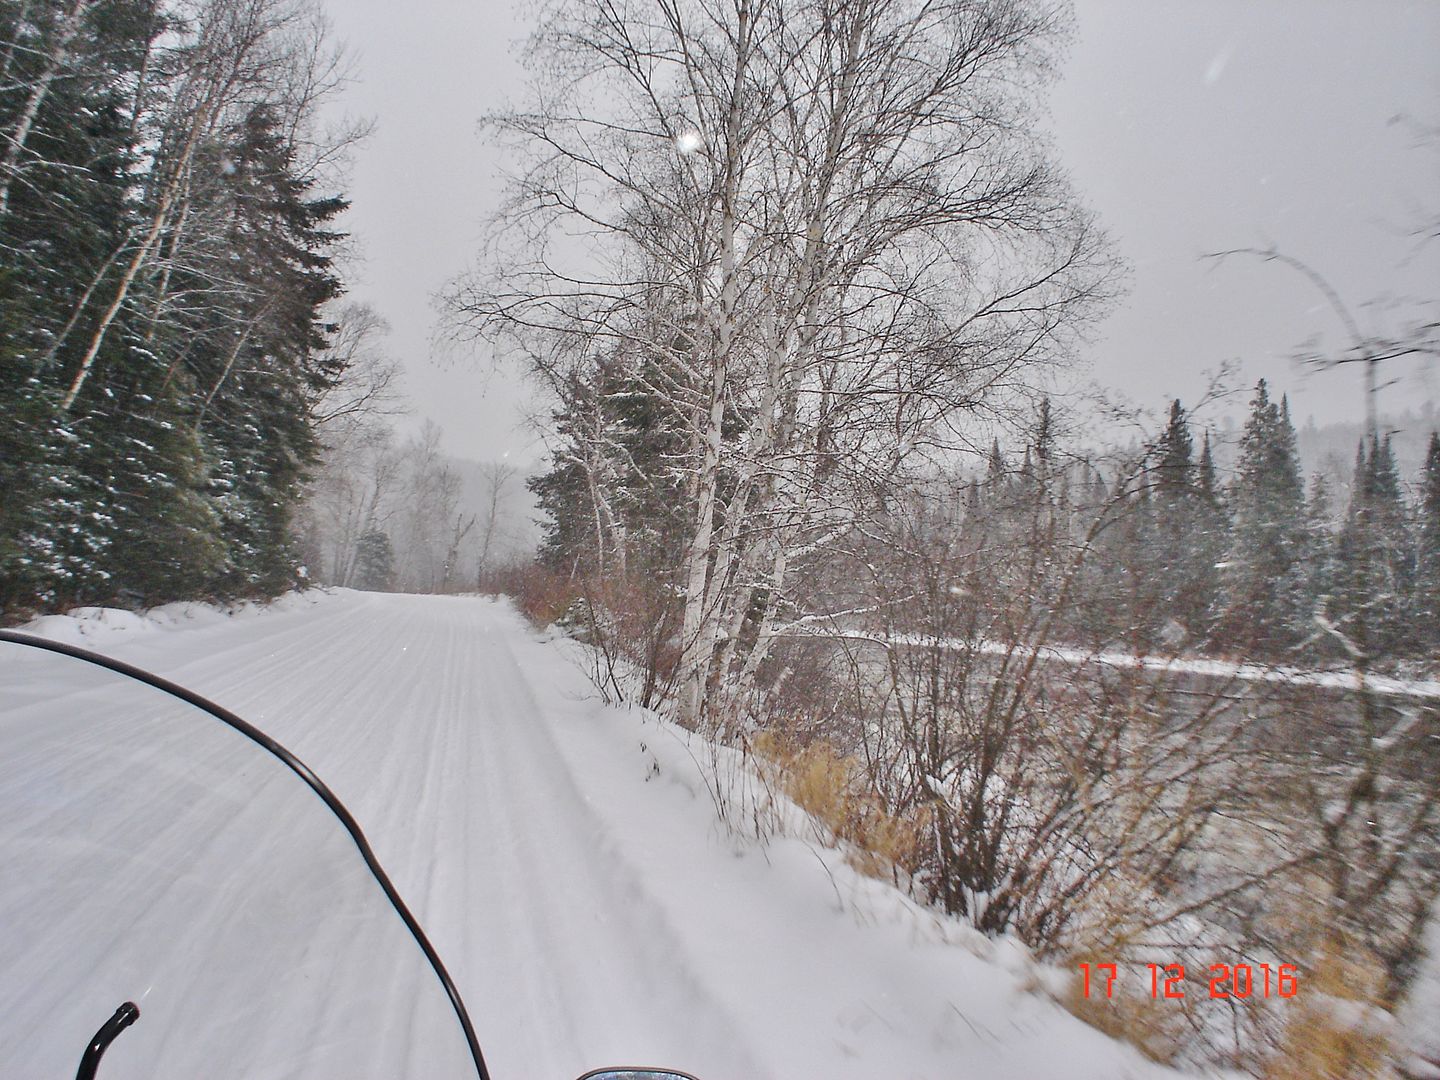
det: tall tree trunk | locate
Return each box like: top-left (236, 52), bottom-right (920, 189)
top-left (59, 176), bottom-right (177, 409)
top-left (0, 0), bottom-right (96, 219)
top-left (60, 63), bottom-right (222, 410)
top-left (677, 0), bottom-right (752, 727)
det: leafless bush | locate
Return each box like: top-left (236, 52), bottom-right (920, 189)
top-left (490, 561), bottom-right (578, 628)
top-left (565, 574), bottom-right (683, 710)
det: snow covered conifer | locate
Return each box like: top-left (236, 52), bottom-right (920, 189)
top-left (1151, 400), bottom-right (1220, 642)
top-left (1417, 432), bottom-right (1440, 648)
top-left (1154, 399), bottom-right (1193, 498)
top-left (1332, 434), bottom-right (1416, 660)
top-left (0, 0), bottom-right (354, 615)
top-left (353, 530), bottom-right (395, 592)
top-left (1217, 381), bottom-right (1309, 655)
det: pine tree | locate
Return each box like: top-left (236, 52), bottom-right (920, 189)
top-left (1032, 397), bottom-right (1056, 490)
top-left (194, 105), bottom-right (347, 597)
top-left (530, 346), bottom-right (692, 579)
top-left (0, 5), bottom-right (352, 616)
top-left (1155, 399), bottom-right (1193, 498)
top-left (1076, 466), bottom-right (1153, 649)
top-left (1303, 473), bottom-right (1338, 619)
top-left (985, 438), bottom-right (1008, 491)
top-left (0, 0), bottom-right (149, 610)
top-left (1197, 431), bottom-right (1220, 505)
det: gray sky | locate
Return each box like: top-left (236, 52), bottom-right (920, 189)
top-left (323, 0), bottom-right (1440, 463)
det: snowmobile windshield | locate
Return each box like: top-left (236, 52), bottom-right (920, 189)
top-left (0, 635), bottom-right (484, 1080)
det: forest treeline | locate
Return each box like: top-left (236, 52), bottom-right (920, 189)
top-left (299, 413), bottom-right (527, 597)
top-left (0, 0), bottom-right (358, 618)
top-left (532, 378), bottom-right (1440, 673)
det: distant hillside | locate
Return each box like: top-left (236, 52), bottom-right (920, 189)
top-left (1198, 402), bottom-right (1438, 509)
top-left (1294, 403), bottom-right (1438, 492)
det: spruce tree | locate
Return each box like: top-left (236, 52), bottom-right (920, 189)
top-left (1416, 433), bottom-right (1440, 648)
top-left (530, 346), bottom-right (692, 579)
top-left (1303, 473), bottom-right (1337, 620)
top-left (0, 0), bottom-right (149, 611)
top-left (353, 530), bottom-right (396, 591)
top-left (985, 438), bottom-right (1008, 490)
top-left (1197, 431), bottom-right (1220, 505)
top-left (1333, 435), bottom-right (1416, 660)
top-left (1219, 381), bottom-right (1309, 656)
top-left (0, 7), bottom-right (352, 616)
top-left (1152, 403), bottom-right (1227, 645)
top-left (1155, 399), bottom-right (1194, 498)
top-left (1152, 402), bottom-right (1188, 616)
top-left (197, 105), bottom-right (347, 597)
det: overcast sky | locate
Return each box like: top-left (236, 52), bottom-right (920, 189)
top-left (321, 0), bottom-right (1440, 464)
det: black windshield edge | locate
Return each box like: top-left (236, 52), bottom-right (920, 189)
top-left (0, 628), bottom-right (491, 1080)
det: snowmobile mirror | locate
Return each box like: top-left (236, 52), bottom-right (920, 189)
top-left (574, 1071), bottom-right (701, 1080)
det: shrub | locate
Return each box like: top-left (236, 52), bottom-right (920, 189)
top-left (750, 730), bottom-right (929, 885)
top-left (492, 561), bottom-right (579, 628)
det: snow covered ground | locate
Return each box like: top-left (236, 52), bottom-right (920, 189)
top-left (4, 589), bottom-right (1219, 1079)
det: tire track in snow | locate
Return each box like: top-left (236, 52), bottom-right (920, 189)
top-left (425, 605), bottom-right (764, 1078)
top-left (10, 591), bottom-right (1194, 1080)
top-left (78, 592), bottom-right (762, 1077)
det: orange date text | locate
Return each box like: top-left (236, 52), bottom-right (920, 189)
top-left (1078, 962), bottom-right (1299, 1000)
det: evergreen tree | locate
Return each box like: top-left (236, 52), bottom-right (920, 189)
top-left (1192, 431), bottom-right (1230, 634)
top-left (1416, 433), bottom-right (1440, 648)
top-left (1302, 473), bottom-right (1338, 622)
top-left (1332, 435), bottom-right (1416, 660)
top-left (985, 438), bottom-right (1008, 491)
top-left (1154, 399), bottom-right (1194, 498)
top-left (530, 346), bottom-right (692, 579)
top-left (963, 478), bottom-right (982, 521)
top-left (1218, 381), bottom-right (1309, 656)
top-left (193, 105), bottom-right (347, 596)
top-left (1197, 430), bottom-right (1219, 504)
top-left (1142, 403), bottom-right (1225, 645)
top-left (353, 530), bottom-right (395, 591)
top-left (0, 0), bottom-right (152, 609)
top-left (1032, 397), bottom-right (1056, 487)
top-left (1076, 468), bottom-right (1153, 649)
top-left (0, 3), bottom-right (351, 616)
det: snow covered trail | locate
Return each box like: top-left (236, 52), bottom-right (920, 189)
top-left (6, 590), bottom-right (1198, 1079)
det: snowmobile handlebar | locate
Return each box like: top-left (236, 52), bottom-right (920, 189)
top-left (75, 1002), bottom-right (139, 1080)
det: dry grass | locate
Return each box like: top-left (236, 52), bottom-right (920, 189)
top-left (749, 730), bottom-right (928, 883)
top-left (1053, 913), bottom-right (1406, 1077)
top-left (1058, 959), bottom-right (1192, 1066)
top-left (1263, 939), bottom-right (1396, 1080)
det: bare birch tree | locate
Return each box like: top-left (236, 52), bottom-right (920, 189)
top-left (58, 0), bottom-right (354, 411)
top-left (474, 459), bottom-right (517, 588)
top-left (310, 302), bottom-right (403, 429)
top-left (0, 0), bottom-right (103, 218)
top-left (446, 0), bottom-right (1118, 725)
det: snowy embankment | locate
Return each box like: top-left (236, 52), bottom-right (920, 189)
top-left (11, 590), bottom-right (1236, 1079)
top-left (782, 627), bottom-right (1440, 700)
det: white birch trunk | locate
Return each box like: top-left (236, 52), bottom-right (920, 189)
top-left (676, 0), bottom-right (753, 727)
top-left (0, 0), bottom-right (96, 219)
